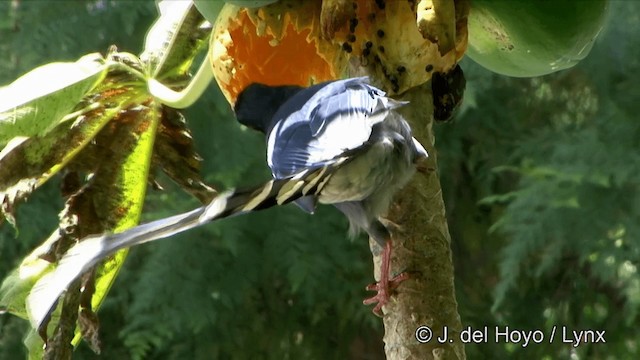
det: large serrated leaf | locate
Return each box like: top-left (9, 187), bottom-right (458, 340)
top-left (27, 102), bottom-right (161, 352)
top-left (0, 87), bottom-right (143, 329)
top-left (68, 100), bottom-right (162, 350)
top-left (0, 54), bottom-right (108, 145)
top-left (1, 1), bottom-right (214, 357)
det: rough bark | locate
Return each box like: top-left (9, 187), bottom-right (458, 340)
top-left (370, 82), bottom-right (465, 359)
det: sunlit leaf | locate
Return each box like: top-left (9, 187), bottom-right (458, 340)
top-left (141, 0), bottom-right (211, 80)
top-left (70, 100), bottom-right (162, 347)
top-left (16, 98), bottom-right (161, 357)
top-left (0, 54), bottom-right (108, 145)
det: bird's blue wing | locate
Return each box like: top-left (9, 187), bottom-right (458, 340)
top-left (267, 77), bottom-right (407, 179)
top-left (303, 77), bottom-right (374, 136)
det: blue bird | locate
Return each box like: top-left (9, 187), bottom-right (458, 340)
top-left (234, 76), bottom-right (428, 314)
top-left (27, 77), bottom-right (427, 329)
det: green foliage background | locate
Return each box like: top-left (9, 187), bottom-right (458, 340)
top-left (1, 1), bottom-right (638, 359)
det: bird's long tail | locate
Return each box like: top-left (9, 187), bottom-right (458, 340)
top-left (27, 158), bottom-right (347, 329)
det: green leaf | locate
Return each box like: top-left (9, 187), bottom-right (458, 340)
top-left (0, 54), bottom-right (108, 145)
top-left (141, 1), bottom-right (211, 80)
top-left (2, 95), bottom-right (160, 356)
top-left (0, 233), bottom-right (58, 319)
top-left (0, 97), bottom-right (134, 225)
top-left (70, 99), bottom-right (162, 347)
top-left (24, 330), bottom-right (45, 360)
top-left (1, 231), bottom-right (66, 359)
top-left (478, 191), bottom-right (519, 206)
top-left (12, 96), bottom-right (160, 357)
top-left (143, 1), bottom-right (213, 108)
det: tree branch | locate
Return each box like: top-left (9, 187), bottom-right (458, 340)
top-left (373, 82), bottom-right (465, 359)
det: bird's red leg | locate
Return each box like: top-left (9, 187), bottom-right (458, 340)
top-left (363, 240), bottom-right (409, 316)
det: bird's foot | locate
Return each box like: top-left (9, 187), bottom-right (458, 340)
top-left (362, 240), bottom-right (409, 316)
top-left (363, 271), bottom-right (410, 317)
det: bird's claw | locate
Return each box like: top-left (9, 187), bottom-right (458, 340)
top-left (363, 272), bottom-right (410, 317)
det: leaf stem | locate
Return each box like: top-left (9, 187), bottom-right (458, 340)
top-left (147, 53), bottom-right (213, 109)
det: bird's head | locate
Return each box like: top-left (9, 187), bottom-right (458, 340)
top-left (234, 83), bottom-right (303, 134)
